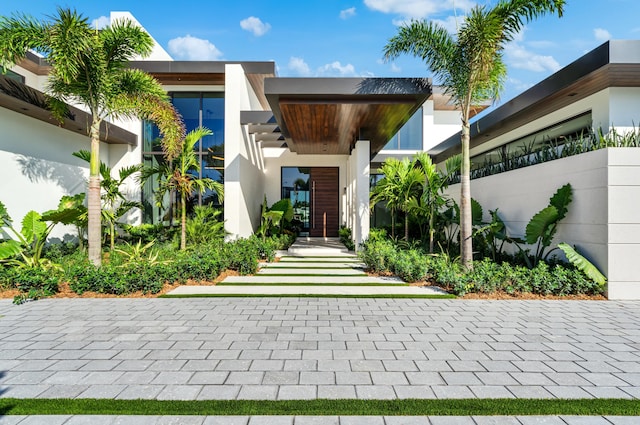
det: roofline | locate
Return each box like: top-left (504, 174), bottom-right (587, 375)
top-left (429, 40), bottom-right (640, 160)
top-left (129, 60), bottom-right (276, 75)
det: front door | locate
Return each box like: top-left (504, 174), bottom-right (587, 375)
top-left (309, 167), bottom-right (339, 237)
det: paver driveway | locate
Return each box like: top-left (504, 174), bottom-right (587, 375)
top-left (1, 298), bottom-right (639, 401)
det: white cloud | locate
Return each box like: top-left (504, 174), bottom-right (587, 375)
top-left (288, 56), bottom-right (311, 76)
top-left (318, 61), bottom-right (357, 76)
top-left (91, 16), bottom-right (110, 30)
top-left (340, 7), bottom-right (357, 19)
top-left (505, 42), bottom-right (560, 73)
top-left (390, 63), bottom-right (401, 73)
top-left (594, 28), bottom-right (612, 42)
top-left (240, 16), bottom-right (271, 37)
top-left (167, 35), bottom-right (223, 60)
top-left (432, 15), bottom-right (464, 33)
top-left (365, 0), bottom-right (474, 19)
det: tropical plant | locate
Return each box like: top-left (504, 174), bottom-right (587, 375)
top-left (0, 198), bottom-right (84, 270)
top-left (519, 183), bottom-right (572, 266)
top-left (73, 150), bottom-right (142, 251)
top-left (185, 205), bottom-right (226, 245)
top-left (0, 7), bottom-right (185, 265)
top-left (474, 208), bottom-right (508, 261)
top-left (256, 197), bottom-right (294, 241)
top-left (371, 157), bottom-right (425, 240)
top-left (383, 0), bottom-right (565, 269)
top-left (558, 243), bottom-right (606, 286)
top-left (114, 239), bottom-right (169, 266)
top-left (409, 152), bottom-right (461, 252)
top-left (141, 127), bottom-right (224, 250)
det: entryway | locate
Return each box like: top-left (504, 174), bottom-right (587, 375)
top-left (281, 167), bottom-right (339, 237)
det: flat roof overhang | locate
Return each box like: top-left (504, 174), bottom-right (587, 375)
top-left (0, 76), bottom-right (135, 145)
top-left (431, 40), bottom-right (640, 163)
top-left (262, 77), bottom-right (432, 156)
top-left (130, 60), bottom-right (276, 110)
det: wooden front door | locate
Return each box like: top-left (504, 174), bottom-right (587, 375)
top-left (310, 167), bottom-right (339, 237)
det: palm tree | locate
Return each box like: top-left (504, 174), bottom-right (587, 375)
top-left (383, 0), bottom-right (565, 269)
top-left (0, 8), bottom-right (184, 265)
top-left (73, 150), bottom-right (143, 251)
top-left (143, 128), bottom-right (224, 250)
top-left (409, 152), bottom-right (461, 253)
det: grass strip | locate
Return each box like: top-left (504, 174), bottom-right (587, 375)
top-left (0, 398), bottom-right (638, 416)
top-left (216, 282), bottom-right (410, 286)
top-left (159, 294), bottom-right (456, 299)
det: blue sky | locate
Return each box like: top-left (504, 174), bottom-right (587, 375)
top-left (1, 0), bottom-right (639, 108)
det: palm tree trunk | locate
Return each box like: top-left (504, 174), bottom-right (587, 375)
top-left (391, 208), bottom-right (395, 239)
top-left (110, 220), bottom-right (115, 251)
top-left (404, 214), bottom-right (409, 241)
top-left (429, 205), bottom-right (435, 253)
top-left (181, 191), bottom-right (186, 250)
top-left (87, 117), bottom-right (102, 266)
top-left (460, 118), bottom-right (473, 270)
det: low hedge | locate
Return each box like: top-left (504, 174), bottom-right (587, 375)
top-left (358, 238), bottom-right (604, 296)
top-left (2, 234), bottom-right (295, 299)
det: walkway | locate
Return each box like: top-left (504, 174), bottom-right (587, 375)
top-left (1, 238), bottom-right (639, 423)
top-left (167, 237), bottom-right (447, 297)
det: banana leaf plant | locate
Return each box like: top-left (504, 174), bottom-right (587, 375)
top-left (0, 197), bottom-right (85, 270)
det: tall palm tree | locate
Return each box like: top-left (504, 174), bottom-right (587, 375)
top-left (383, 0), bottom-right (565, 269)
top-left (0, 8), bottom-right (185, 265)
top-left (142, 128), bottom-right (224, 250)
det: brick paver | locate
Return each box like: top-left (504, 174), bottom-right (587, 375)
top-left (1, 298), bottom-right (640, 402)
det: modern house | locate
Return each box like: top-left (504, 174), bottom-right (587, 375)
top-left (1, 12), bottom-right (640, 298)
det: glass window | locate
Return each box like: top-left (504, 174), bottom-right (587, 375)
top-left (1, 69), bottom-right (24, 83)
top-left (142, 91), bottom-right (225, 224)
top-left (383, 107), bottom-right (423, 150)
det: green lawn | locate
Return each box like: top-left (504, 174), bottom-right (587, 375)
top-left (0, 398), bottom-right (638, 416)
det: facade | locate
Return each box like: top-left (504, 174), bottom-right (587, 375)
top-left (431, 40), bottom-right (640, 300)
top-left (2, 12), bottom-right (640, 298)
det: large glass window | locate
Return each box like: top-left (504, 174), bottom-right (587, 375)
top-left (383, 107), bottom-right (423, 150)
top-left (142, 92), bottom-right (224, 224)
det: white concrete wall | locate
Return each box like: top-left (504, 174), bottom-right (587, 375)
top-left (445, 148), bottom-right (640, 300)
top-left (606, 148), bottom-right (640, 299)
top-left (224, 64), bottom-right (266, 238)
top-left (262, 148), bottom-right (349, 226)
top-left (0, 107), bottom-right (112, 242)
top-left (609, 87), bottom-right (640, 133)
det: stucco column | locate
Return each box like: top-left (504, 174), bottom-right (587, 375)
top-left (353, 140), bottom-right (370, 249)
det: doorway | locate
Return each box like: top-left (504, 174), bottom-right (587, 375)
top-left (281, 167), bottom-right (339, 237)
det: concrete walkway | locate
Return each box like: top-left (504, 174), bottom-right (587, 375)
top-left (167, 237), bottom-right (448, 297)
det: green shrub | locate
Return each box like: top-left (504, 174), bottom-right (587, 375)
top-left (393, 249), bottom-right (428, 282)
top-left (358, 238), bottom-right (396, 273)
top-left (120, 223), bottom-right (178, 244)
top-left (339, 226), bottom-right (355, 251)
top-left (12, 267), bottom-right (60, 294)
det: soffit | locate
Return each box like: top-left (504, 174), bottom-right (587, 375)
top-left (0, 76), bottom-right (135, 145)
top-left (264, 78), bottom-right (432, 156)
top-left (431, 41), bottom-right (640, 162)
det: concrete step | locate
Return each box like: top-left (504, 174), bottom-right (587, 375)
top-left (278, 256), bottom-right (360, 263)
top-left (262, 262), bottom-right (365, 269)
top-left (166, 285), bottom-right (449, 296)
top-left (221, 275), bottom-right (405, 284)
top-left (257, 268), bottom-right (367, 276)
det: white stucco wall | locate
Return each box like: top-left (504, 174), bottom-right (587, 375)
top-left (224, 64), bottom-right (266, 238)
top-left (0, 107), bottom-right (116, 241)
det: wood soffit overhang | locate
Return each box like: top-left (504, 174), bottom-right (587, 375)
top-left (263, 78), bottom-right (432, 156)
top-left (432, 40), bottom-right (640, 163)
